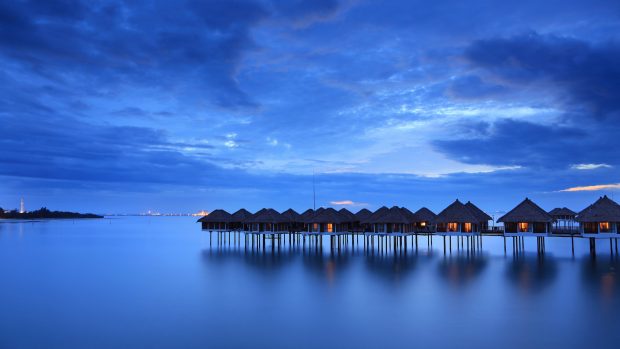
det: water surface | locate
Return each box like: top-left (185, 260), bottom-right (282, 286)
top-left (0, 217), bottom-right (618, 349)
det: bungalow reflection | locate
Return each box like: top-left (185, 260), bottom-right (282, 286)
top-left (364, 254), bottom-right (422, 282)
top-left (437, 253), bottom-right (488, 286)
top-left (581, 256), bottom-right (620, 300)
top-left (505, 253), bottom-right (558, 293)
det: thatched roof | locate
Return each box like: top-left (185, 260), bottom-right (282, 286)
top-left (338, 208), bottom-right (357, 221)
top-left (400, 207), bottom-right (417, 222)
top-left (231, 208), bottom-right (252, 223)
top-left (308, 207), bottom-right (348, 223)
top-left (280, 208), bottom-right (301, 222)
top-left (548, 207), bottom-right (577, 217)
top-left (577, 195), bottom-right (620, 222)
top-left (248, 208), bottom-right (285, 223)
top-left (497, 198), bottom-right (553, 223)
top-left (369, 206), bottom-right (411, 224)
top-left (355, 208), bottom-right (372, 222)
top-left (197, 209), bottom-right (232, 223)
top-left (412, 207), bottom-right (436, 222)
top-left (465, 201), bottom-right (492, 222)
top-left (300, 209), bottom-right (315, 222)
top-left (363, 206), bottom-right (389, 224)
top-left (300, 207), bottom-right (327, 223)
top-left (434, 200), bottom-right (481, 223)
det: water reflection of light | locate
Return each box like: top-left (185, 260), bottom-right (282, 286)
top-left (601, 272), bottom-right (616, 300)
top-left (325, 260), bottom-right (335, 284)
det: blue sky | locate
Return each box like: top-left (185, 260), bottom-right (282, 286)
top-left (1, 0), bottom-right (619, 215)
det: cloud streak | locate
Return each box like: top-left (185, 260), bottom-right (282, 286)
top-left (571, 163), bottom-right (612, 170)
top-left (329, 200), bottom-right (368, 207)
top-left (560, 183), bottom-right (620, 192)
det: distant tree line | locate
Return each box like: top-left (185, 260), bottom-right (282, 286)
top-left (0, 207), bottom-right (102, 219)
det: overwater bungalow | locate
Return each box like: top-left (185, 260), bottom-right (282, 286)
top-left (362, 206), bottom-right (389, 232)
top-left (197, 209), bottom-right (233, 231)
top-left (338, 208), bottom-right (358, 232)
top-left (411, 207), bottom-right (436, 232)
top-left (465, 201), bottom-right (492, 231)
top-left (577, 195), bottom-right (620, 237)
top-left (400, 207), bottom-right (418, 233)
top-left (435, 200), bottom-right (485, 235)
top-left (497, 198), bottom-right (553, 236)
top-left (338, 208), bottom-right (357, 221)
top-left (366, 206), bottom-right (412, 234)
top-left (280, 208), bottom-right (303, 232)
top-left (230, 208), bottom-right (252, 231)
top-left (305, 207), bottom-right (350, 233)
top-left (300, 208), bottom-right (318, 232)
top-left (549, 207), bottom-right (577, 232)
top-left (355, 208), bottom-right (373, 233)
top-left (248, 208), bottom-right (288, 233)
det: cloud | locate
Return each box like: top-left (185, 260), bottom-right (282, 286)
top-left (446, 75), bottom-right (508, 99)
top-left (432, 119), bottom-right (603, 169)
top-left (272, 0), bottom-right (341, 26)
top-left (464, 32), bottom-right (620, 120)
top-left (434, 33), bottom-right (620, 170)
top-left (0, 0), bottom-right (345, 110)
top-left (560, 183), bottom-right (620, 192)
top-left (2, 0), bottom-right (620, 214)
top-left (330, 200), bottom-right (368, 207)
top-left (571, 163), bottom-right (612, 170)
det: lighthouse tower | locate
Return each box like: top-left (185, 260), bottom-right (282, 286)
top-left (19, 198), bottom-right (25, 214)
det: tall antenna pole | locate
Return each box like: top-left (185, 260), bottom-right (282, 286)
top-left (313, 169), bottom-right (316, 210)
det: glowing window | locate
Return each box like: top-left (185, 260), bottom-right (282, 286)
top-left (327, 223), bottom-right (333, 233)
top-left (448, 223), bottom-right (458, 232)
top-left (313, 223), bottom-right (318, 232)
top-left (600, 222), bottom-right (610, 232)
top-left (518, 222), bottom-right (529, 232)
top-left (463, 223), bottom-right (472, 233)
top-left (420, 222), bottom-right (426, 227)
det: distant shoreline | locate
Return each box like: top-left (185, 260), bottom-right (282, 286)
top-left (0, 208), bottom-right (103, 220)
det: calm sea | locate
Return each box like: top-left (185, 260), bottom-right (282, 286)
top-left (0, 217), bottom-right (618, 349)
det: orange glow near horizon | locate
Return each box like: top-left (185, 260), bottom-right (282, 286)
top-left (330, 200), bottom-right (354, 205)
top-left (560, 183), bottom-right (620, 192)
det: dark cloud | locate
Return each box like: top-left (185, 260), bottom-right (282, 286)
top-left (0, 111), bottom-right (229, 185)
top-left (0, 0), bottom-right (341, 109)
top-left (272, 0), bottom-right (340, 23)
top-left (434, 32), bottom-right (620, 171)
top-left (465, 32), bottom-right (620, 120)
top-left (433, 118), bottom-right (619, 169)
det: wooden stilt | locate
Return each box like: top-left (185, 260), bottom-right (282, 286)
top-left (443, 236), bottom-right (446, 254)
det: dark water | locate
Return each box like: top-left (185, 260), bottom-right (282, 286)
top-left (0, 217), bottom-right (619, 349)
